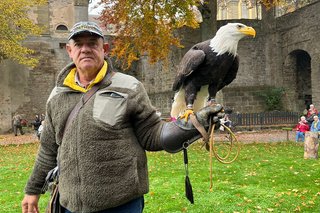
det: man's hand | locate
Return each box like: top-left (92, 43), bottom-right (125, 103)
top-left (21, 194), bottom-right (40, 213)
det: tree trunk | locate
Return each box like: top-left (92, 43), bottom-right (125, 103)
top-left (304, 132), bottom-right (319, 159)
top-left (199, 0), bottom-right (217, 41)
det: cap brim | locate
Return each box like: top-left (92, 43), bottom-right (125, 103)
top-left (68, 30), bottom-right (103, 40)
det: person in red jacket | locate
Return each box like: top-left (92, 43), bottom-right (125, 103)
top-left (294, 116), bottom-right (309, 142)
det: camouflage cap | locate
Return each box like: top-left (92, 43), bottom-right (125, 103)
top-left (68, 21), bottom-right (104, 40)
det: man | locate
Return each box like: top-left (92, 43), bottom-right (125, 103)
top-left (12, 112), bottom-right (24, 136)
top-left (21, 21), bottom-right (223, 213)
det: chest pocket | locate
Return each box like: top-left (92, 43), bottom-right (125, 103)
top-left (93, 90), bottom-right (128, 126)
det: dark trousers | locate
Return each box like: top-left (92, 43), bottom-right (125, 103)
top-left (64, 196), bottom-right (144, 213)
top-left (13, 125), bottom-right (24, 136)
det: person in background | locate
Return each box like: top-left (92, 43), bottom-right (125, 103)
top-left (36, 120), bottom-right (45, 140)
top-left (12, 112), bottom-right (24, 136)
top-left (306, 104), bottom-right (318, 126)
top-left (21, 21), bottom-right (224, 213)
top-left (310, 115), bottom-right (320, 132)
top-left (31, 114), bottom-right (41, 133)
top-left (219, 114), bottom-right (232, 131)
top-left (294, 116), bottom-right (309, 142)
top-left (307, 104), bottom-right (318, 118)
top-left (221, 114), bottom-right (232, 127)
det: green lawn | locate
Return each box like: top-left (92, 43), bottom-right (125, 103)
top-left (0, 141), bottom-right (319, 212)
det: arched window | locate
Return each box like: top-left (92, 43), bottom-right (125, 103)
top-left (56, 25), bottom-right (68, 31)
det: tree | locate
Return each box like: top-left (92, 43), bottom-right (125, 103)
top-left (97, 0), bottom-right (281, 69)
top-left (99, 0), bottom-right (203, 69)
top-left (0, 0), bottom-right (45, 67)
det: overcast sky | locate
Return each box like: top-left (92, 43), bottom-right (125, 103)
top-left (89, 0), bottom-right (103, 15)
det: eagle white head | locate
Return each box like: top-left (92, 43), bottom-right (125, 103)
top-left (209, 23), bottom-right (256, 57)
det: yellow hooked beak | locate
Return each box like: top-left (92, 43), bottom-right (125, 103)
top-left (239, 26), bottom-right (256, 38)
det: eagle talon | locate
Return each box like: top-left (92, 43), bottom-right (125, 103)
top-left (179, 109), bottom-right (194, 122)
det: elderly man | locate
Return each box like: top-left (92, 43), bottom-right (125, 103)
top-left (21, 21), bottom-right (223, 213)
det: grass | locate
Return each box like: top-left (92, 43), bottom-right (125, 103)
top-left (0, 143), bottom-right (49, 213)
top-left (0, 141), bottom-right (319, 212)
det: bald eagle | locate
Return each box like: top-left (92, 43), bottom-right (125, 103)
top-left (171, 23), bottom-right (256, 119)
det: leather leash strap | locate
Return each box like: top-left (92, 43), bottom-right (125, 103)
top-left (63, 84), bottom-right (100, 136)
top-left (189, 114), bottom-right (209, 142)
top-left (183, 114), bottom-right (210, 204)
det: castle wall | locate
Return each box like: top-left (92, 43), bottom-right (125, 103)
top-left (275, 1), bottom-right (320, 111)
top-left (0, 0), bottom-right (89, 133)
top-left (0, 61), bottom-right (30, 133)
top-left (0, 1), bottom-right (320, 132)
top-left (139, 2), bottom-right (320, 116)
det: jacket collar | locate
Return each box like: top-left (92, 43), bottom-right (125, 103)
top-left (56, 57), bottom-right (115, 90)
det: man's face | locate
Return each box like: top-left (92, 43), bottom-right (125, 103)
top-left (66, 34), bottom-right (108, 74)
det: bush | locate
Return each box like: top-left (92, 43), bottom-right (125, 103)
top-left (255, 87), bottom-right (285, 111)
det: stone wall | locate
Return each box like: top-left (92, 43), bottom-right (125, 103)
top-left (0, 37), bottom-right (70, 133)
top-left (1, 1), bottom-right (320, 133)
top-left (275, 1), bottom-right (320, 111)
top-left (0, 0), bottom-right (89, 133)
top-left (138, 1), bottom-right (320, 117)
top-left (0, 61), bottom-right (29, 133)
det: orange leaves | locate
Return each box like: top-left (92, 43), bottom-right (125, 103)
top-left (274, 189), bottom-right (318, 210)
top-left (259, 0), bottom-right (287, 10)
top-left (260, 0), bottom-right (276, 9)
top-left (98, 0), bottom-right (202, 69)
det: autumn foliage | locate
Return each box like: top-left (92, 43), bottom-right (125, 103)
top-left (0, 0), bottom-right (45, 67)
top-left (98, 0), bottom-right (202, 69)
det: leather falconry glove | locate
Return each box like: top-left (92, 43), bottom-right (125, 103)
top-left (161, 104), bottom-right (225, 153)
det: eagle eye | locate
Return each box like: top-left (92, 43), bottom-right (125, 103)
top-left (237, 24), bottom-right (243, 29)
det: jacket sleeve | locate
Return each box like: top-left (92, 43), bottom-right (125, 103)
top-left (128, 81), bottom-right (164, 151)
top-left (24, 103), bottom-right (59, 195)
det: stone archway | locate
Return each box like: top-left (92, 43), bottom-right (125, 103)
top-left (283, 50), bottom-right (311, 112)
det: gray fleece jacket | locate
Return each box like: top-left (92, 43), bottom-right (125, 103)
top-left (25, 60), bottom-right (165, 212)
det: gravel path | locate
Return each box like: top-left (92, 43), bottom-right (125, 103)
top-left (0, 133), bottom-right (39, 146)
top-left (234, 129), bottom-right (295, 143)
top-left (0, 129), bottom-right (296, 146)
